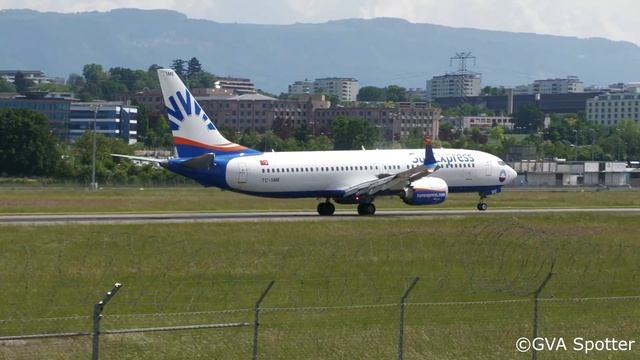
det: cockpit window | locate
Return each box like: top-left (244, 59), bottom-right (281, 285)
top-left (498, 160), bottom-right (506, 166)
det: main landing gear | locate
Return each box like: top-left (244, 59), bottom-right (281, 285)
top-left (317, 200), bottom-right (376, 216)
top-left (317, 201), bottom-right (335, 216)
top-left (476, 193), bottom-right (488, 211)
top-left (357, 203), bottom-right (376, 216)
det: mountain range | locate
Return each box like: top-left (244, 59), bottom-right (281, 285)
top-left (1, 8), bottom-right (639, 93)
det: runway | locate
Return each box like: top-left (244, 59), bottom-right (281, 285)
top-left (1, 207), bottom-right (640, 225)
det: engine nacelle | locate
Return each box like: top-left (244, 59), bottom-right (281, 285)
top-left (401, 177), bottom-right (448, 205)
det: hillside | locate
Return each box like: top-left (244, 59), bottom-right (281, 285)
top-left (1, 8), bottom-right (639, 92)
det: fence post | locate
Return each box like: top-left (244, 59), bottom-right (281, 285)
top-left (92, 282), bottom-right (123, 360)
top-left (398, 277), bottom-right (419, 360)
top-left (252, 280), bottom-right (275, 360)
top-left (532, 264), bottom-right (554, 360)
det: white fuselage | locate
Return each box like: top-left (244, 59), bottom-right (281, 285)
top-left (224, 148), bottom-right (514, 196)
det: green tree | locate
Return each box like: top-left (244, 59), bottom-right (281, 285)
top-left (70, 132), bottom-right (132, 183)
top-left (81, 64), bottom-right (108, 99)
top-left (305, 135), bottom-right (333, 150)
top-left (330, 116), bottom-right (379, 150)
top-left (481, 86), bottom-right (506, 96)
top-left (187, 57), bottom-right (202, 78)
top-left (148, 64), bottom-right (163, 73)
top-left (171, 59), bottom-right (187, 79)
top-left (13, 72), bottom-right (34, 92)
top-left (0, 77), bottom-right (16, 92)
top-left (438, 122), bottom-right (457, 141)
top-left (514, 104), bottom-right (545, 133)
top-left (294, 124), bottom-right (311, 143)
top-left (404, 127), bottom-right (425, 148)
top-left (67, 73), bottom-right (85, 92)
top-left (385, 85), bottom-right (408, 102)
top-left (36, 82), bottom-right (72, 92)
top-left (357, 86), bottom-right (385, 101)
top-left (189, 71), bottom-right (216, 88)
top-left (146, 114), bottom-right (173, 148)
top-left (489, 126), bottom-right (505, 143)
top-left (0, 109), bottom-right (59, 176)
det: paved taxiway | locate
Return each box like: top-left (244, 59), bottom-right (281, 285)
top-left (1, 208), bottom-right (639, 225)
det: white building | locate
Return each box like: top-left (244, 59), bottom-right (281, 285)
top-left (532, 77), bottom-right (584, 94)
top-left (69, 102), bottom-right (138, 144)
top-left (287, 78), bottom-right (359, 102)
top-left (313, 77), bottom-right (359, 102)
top-left (586, 93), bottom-right (640, 127)
top-left (288, 79), bottom-right (314, 95)
top-left (214, 77), bottom-right (256, 95)
top-left (516, 77), bottom-right (584, 95)
top-left (607, 82), bottom-right (640, 94)
top-left (0, 70), bottom-right (63, 85)
top-left (425, 73), bottom-right (481, 100)
top-left (447, 115), bottom-right (513, 131)
top-left (511, 160), bottom-right (630, 187)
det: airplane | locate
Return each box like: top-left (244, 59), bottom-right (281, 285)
top-left (114, 69), bottom-right (517, 216)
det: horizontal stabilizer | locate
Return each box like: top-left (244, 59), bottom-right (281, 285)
top-left (179, 153), bottom-right (215, 170)
top-left (111, 154), bottom-right (167, 164)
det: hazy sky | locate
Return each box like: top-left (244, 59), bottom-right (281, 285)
top-left (1, 0), bottom-right (638, 46)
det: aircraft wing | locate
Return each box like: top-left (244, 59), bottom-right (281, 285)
top-left (344, 163), bottom-right (437, 197)
top-left (343, 138), bottom-right (440, 198)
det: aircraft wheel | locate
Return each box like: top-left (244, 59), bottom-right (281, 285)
top-left (357, 203), bottom-right (376, 216)
top-left (317, 202), bottom-right (335, 216)
top-left (477, 203), bottom-right (488, 211)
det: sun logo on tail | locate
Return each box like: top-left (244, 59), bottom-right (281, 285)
top-left (165, 89), bottom-right (215, 132)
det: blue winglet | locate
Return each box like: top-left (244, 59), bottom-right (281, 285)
top-left (423, 137), bottom-right (438, 172)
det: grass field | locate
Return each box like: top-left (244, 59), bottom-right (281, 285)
top-left (1, 186), bottom-right (640, 214)
top-left (1, 213), bottom-right (640, 359)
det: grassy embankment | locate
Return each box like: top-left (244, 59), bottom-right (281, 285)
top-left (1, 187), bottom-right (639, 214)
top-left (1, 214), bottom-right (640, 359)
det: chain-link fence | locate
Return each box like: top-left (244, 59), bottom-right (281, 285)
top-left (2, 218), bottom-right (640, 359)
top-left (2, 281), bottom-right (640, 359)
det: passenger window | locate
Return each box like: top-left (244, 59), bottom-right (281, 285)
top-left (262, 169), bottom-right (265, 173)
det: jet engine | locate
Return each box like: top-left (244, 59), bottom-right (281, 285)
top-left (401, 177), bottom-right (448, 205)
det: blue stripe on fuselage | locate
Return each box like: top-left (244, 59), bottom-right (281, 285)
top-left (175, 144), bottom-right (261, 158)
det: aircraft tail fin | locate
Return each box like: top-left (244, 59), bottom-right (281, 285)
top-left (157, 69), bottom-right (259, 158)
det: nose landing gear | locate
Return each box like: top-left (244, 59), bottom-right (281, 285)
top-left (477, 193), bottom-right (488, 211)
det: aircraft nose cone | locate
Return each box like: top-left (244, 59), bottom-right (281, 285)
top-left (508, 167), bottom-right (517, 182)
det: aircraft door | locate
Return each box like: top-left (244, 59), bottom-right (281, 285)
top-left (238, 162), bottom-right (248, 184)
top-left (484, 161), bottom-right (492, 177)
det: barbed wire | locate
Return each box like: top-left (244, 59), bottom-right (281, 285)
top-left (3, 294), bottom-right (640, 324)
